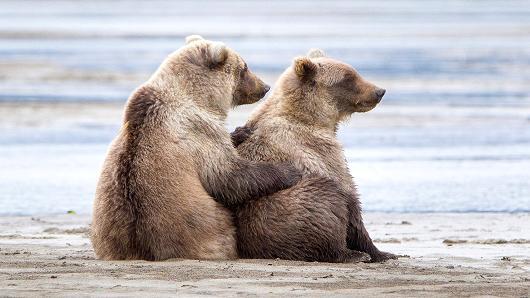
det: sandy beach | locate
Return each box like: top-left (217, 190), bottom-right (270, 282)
top-left (1, 212), bottom-right (529, 297)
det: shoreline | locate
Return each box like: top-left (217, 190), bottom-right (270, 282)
top-left (1, 101), bottom-right (528, 216)
top-left (1, 212), bottom-right (529, 296)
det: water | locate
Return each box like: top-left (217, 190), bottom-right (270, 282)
top-left (0, 0), bottom-right (529, 215)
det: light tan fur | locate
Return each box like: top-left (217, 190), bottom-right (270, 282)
top-left (243, 55), bottom-right (384, 191)
top-left (91, 36), bottom-right (299, 261)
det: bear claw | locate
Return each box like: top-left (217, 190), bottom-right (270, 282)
top-left (370, 251), bottom-right (398, 263)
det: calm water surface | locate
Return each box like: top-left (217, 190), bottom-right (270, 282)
top-left (0, 0), bottom-right (529, 214)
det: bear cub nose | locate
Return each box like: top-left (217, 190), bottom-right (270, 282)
top-left (259, 84), bottom-right (271, 97)
top-left (375, 88), bottom-right (386, 100)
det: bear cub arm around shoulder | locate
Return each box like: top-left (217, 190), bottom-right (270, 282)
top-left (200, 148), bottom-right (302, 207)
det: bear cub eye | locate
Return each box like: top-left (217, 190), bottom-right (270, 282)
top-left (338, 74), bottom-right (357, 88)
top-left (240, 63), bottom-right (248, 78)
top-left (342, 74), bottom-right (355, 84)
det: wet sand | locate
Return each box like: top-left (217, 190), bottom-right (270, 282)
top-left (1, 213), bottom-right (529, 297)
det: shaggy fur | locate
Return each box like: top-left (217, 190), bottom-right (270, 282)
top-left (233, 50), bottom-right (396, 262)
top-left (236, 176), bottom-right (370, 262)
top-left (91, 36), bottom-right (301, 261)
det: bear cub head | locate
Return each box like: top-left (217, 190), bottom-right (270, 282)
top-left (181, 35), bottom-right (270, 108)
top-left (287, 49), bottom-right (385, 121)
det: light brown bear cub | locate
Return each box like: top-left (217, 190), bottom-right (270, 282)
top-left (233, 49), bottom-right (396, 262)
top-left (91, 36), bottom-right (301, 261)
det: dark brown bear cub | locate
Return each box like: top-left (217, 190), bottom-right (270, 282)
top-left (233, 49), bottom-right (396, 262)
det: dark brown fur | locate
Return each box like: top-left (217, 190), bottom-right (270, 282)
top-left (236, 176), bottom-right (369, 262)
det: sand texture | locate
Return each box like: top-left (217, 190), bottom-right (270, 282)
top-left (1, 213), bottom-right (529, 297)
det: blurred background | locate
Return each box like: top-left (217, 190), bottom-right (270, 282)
top-left (0, 0), bottom-right (529, 215)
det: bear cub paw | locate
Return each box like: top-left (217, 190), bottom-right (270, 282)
top-left (231, 126), bottom-right (254, 147)
top-left (370, 251), bottom-right (398, 263)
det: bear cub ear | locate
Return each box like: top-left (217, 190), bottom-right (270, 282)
top-left (185, 35), bottom-right (204, 44)
top-left (307, 48), bottom-right (325, 58)
top-left (184, 35), bottom-right (228, 68)
top-left (293, 57), bottom-right (317, 81)
top-left (206, 42), bottom-right (229, 68)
